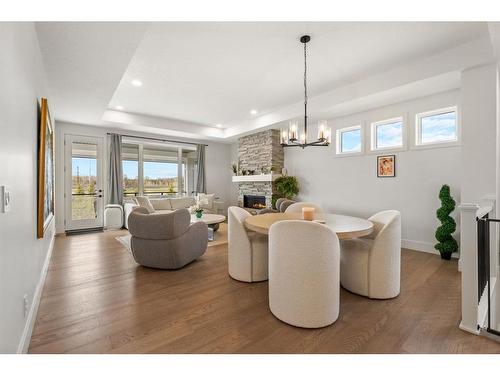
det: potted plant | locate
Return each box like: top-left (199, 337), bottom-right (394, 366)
top-left (274, 175), bottom-right (299, 200)
top-left (435, 184), bottom-right (458, 260)
top-left (231, 163), bottom-right (238, 175)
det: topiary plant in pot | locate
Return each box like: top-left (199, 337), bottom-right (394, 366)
top-left (435, 184), bottom-right (458, 260)
top-left (274, 176), bottom-right (299, 200)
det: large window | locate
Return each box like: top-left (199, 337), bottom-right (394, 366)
top-left (336, 125), bottom-right (362, 155)
top-left (122, 144), bottom-right (139, 195)
top-left (416, 107), bottom-right (458, 146)
top-left (371, 117), bottom-right (404, 151)
top-left (122, 141), bottom-right (197, 197)
top-left (143, 147), bottom-right (179, 195)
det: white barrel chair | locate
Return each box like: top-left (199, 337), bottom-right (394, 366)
top-left (269, 220), bottom-right (340, 328)
top-left (340, 210), bottom-right (401, 299)
top-left (284, 202), bottom-right (323, 214)
top-left (227, 206), bottom-right (268, 282)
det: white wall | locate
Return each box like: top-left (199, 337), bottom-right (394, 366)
top-left (461, 64), bottom-right (497, 205)
top-left (284, 90), bottom-right (461, 253)
top-left (54, 122), bottom-right (233, 233)
top-left (0, 23), bottom-right (55, 353)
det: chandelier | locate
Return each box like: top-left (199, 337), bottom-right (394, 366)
top-left (281, 35), bottom-right (331, 148)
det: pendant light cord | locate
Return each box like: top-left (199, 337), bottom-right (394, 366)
top-left (304, 40), bottom-right (308, 107)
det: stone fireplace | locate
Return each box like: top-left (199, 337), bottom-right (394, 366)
top-left (234, 129), bottom-right (284, 210)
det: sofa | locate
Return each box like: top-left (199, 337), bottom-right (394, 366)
top-left (124, 194), bottom-right (222, 229)
top-left (128, 207), bottom-right (208, 269)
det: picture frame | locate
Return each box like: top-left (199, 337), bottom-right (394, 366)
top-left (37, 97), bottom-right (55, 238)
top-left (377, 155), bottom-right (396, 178)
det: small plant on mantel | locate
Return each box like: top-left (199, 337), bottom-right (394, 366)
top-left (231, 163), bottom-right (238, 175)
top-left (274, 175), bottom-right (299, 200)
top-left (435, 184), bottom-right (458, 260)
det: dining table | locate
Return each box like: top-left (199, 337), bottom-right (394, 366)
top-left (244, 212), bottom-right (373, 240)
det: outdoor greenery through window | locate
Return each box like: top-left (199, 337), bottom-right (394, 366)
top-left (417, 108), bottom-right (457, 145)
top-left (337, 126), bottom-right (362, 154)
top-left (372, 118), bottom-right (404, 150)
top-left (71, 142), bottom-right (98, 220)
top-left (122, 140), bottom-right (197, 198)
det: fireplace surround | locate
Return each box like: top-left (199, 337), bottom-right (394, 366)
top-left (243, 195), bottom-right (266, 210)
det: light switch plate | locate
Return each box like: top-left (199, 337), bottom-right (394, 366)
top-left (0, 186), bottom-right (11, 213)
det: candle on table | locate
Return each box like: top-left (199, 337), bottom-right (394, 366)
top-left (302, 207), bottom-right (315, 221)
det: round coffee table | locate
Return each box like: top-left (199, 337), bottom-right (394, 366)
top-left (191, 213), bottom-right (226, 231)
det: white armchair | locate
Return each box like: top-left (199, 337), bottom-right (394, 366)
top-left (269, 220), bottom-right (340, 328)
top-left (227, 206), bottom-right (268, 282)
top-left (284, 202), bottom-right (323, 213)
top-left (340, 210), bottom-right (401, 299)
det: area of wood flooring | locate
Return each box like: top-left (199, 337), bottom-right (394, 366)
top-left (29, 229), bottom-right (500, 353)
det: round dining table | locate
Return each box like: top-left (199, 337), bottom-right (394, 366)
top-left (244, 212), bottom-right (373, 239)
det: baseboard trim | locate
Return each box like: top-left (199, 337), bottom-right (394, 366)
top-left (401, 239), bottom-right (459, 259)
top-left (16, 232), bottom-right (55, 354)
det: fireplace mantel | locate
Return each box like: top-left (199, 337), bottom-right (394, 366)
top-left (232, 174), bottom-right (282, 183)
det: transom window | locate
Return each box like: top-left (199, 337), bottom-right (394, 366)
top-left (371, 118), bottom-right (404, 151)
top-left (416, 107), bottom-right (458, 146)
top-left (336, 126), bottom-right (362, 155)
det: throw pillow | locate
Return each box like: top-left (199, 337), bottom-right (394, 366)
top-left (135, 196), bottom-right (155, 214)
top-left (198, 193), bottom-right (215, 210)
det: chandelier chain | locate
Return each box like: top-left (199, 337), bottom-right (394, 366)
top-left (304, 40), bottom-right (308, 107)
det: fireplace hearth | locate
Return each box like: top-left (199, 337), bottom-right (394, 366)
top-left (243, 195), bottom-right (267, 210)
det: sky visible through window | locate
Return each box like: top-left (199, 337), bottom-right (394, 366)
top-left (72, 157), bottom-right (96, 177)
top-left (376, 121), bottom-right (403, 148)
top-left (421, 111), bottom-right (456, 144)
top-left (121, 160), bottom-right (178, 179)
top-left (341, 129), bottom-right (361, 152)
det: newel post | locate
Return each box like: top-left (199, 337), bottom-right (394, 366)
top-left (458, 203), bottom-right (480, 334)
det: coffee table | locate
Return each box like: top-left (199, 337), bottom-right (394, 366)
top-left (191, 213), bottom-right (226, 231)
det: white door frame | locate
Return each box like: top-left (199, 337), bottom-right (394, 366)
top-left (64, 134), bottom-right (104, 231)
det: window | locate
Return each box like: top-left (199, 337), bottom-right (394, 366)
top-left (122, 144), bottom-right (139, 196)
top-left (336, 126), bottom-right (362, 155)
top-left (416, 107), bottom-right (458, 146)
top-left (371, 118), bottom-right (404, 151)
top-left (143, 147), bottom-right (179, 195)
top-left (121, 140), bottom-right (197, 198)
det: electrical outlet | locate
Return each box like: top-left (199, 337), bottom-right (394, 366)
top-left (0, 186), bottom-right (11, 213)
top-left (23, 294), bottom-right (29, 318)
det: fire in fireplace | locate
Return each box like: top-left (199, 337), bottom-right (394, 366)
top-left (243, 195), bottom-right (266, 210)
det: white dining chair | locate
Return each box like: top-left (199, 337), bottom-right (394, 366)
top-left (340, 210), bottom-right (401, 299)
top-left (227, 206), bottom-right (268, 282)
top-left (269, 220), bottom-right (340, 328)
top-left (284, 201), bottom-right (323, 214)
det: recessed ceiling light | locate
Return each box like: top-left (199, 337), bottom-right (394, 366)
top-left (115, 105), bottom-right (124, 110)
top-left (216, 124), bottom-right (223, 128)
top-left (250, 109), bottom-right (258, 115)
top-left (131, 79), bottom-right (143, 87)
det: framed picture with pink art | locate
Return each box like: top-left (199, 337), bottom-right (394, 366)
top-left (377, 155), bottom-right (395, 178)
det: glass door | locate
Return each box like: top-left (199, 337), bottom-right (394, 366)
top-left (64, 135), bottom-right (104, 231)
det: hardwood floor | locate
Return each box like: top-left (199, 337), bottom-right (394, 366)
top-left (29, 229), bottom-right (500, 353)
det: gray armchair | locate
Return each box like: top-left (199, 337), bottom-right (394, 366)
top-left (128, 207), bottom-right (208, 269)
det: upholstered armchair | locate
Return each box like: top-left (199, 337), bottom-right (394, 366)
top-left (228, 206), bottom-right (268, 282)
top-left (284, 201), bottom-right (323, 213)
top-left (128, 207), bottom-right (208, 269)
top-left (340, 210), bottom-right (401, 299)
top-left (269, 220), bottom-right (340, 328)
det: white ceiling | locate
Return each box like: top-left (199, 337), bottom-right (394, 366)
top-left (36, 22), bottom-right (493, 141)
